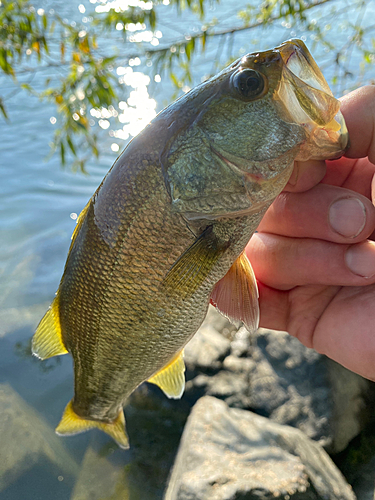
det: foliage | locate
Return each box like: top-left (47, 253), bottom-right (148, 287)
top-left (1, 0), bottom-right (375, 169)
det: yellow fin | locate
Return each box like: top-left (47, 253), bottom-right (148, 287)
top-left (56, 400), bottom-right (129, 450)
top-left (32, 296), bottom-right (68, 359)
top-left (162, 226), bottom-right (226, 299)
top-left (71, 199), bottom-right (91, 245)
top-left (210, 250), bottom-right (259, 333)
top-left (148, 351), bottom-right (185, 399)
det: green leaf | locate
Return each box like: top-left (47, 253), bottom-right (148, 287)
top-left (170, 72), bottom-right (179, 87)
top-left (0, 97), bottom-right (8, 120)
top-left (149, 9), bottom-right (156, 29)
top-left (185, 38), bottom-right (195, 60)
top-left (201, 31), bottom-right (207, 50)
top-left (66, 136), bottom-right (77, 156)
top-left (60, 140), bottom-right (66, 165)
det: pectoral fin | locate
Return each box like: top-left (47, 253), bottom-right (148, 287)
top-left (32, 296), bottom-right (68, 359)
top-left (148, 350), bottom-right (185, 399)
top-left (210, 251), bottom-right (259, 333)
top-left (162, 226), bottom-right (227, 299)
top-left (56, 400), bottom-right (129, 450)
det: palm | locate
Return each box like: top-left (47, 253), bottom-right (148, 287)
top-left (285, 282), bottom-right (375, 380)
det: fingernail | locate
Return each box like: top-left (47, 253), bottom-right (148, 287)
top-left (329, 198), bottom-right (366, 238)
top-left (345, 241), bottom-right (375, 278)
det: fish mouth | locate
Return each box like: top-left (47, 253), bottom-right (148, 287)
top-left (276, 39), bottom-right (348, 160)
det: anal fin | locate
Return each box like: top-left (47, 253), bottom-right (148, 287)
top-left (56, 400), bottom-right (129, 450)
top-left (32, 296), bottom-right (68, 359)
top-left (148, 350), bottom-right (185, 399)
top-left (210, 250), bottom-right (259, 333)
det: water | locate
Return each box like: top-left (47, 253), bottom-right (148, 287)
top-left (0, 0), bottom-right (374, 498)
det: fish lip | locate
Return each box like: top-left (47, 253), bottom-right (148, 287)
top-left (274, 39), bottom-right (349, 159)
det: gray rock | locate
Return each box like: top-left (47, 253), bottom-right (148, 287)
top-left (70, 445), bottom-right (128, 500)
top-left (185, 311), bottom-right (373, 453)
top-left (71, 383), bottom-right (190, 500)
top-left (334, 424), bottom-right (375, 500)
top-left (164, 396), bottom-right (356, 500)
top-left (327, 362), bottom-right (370, 454)
top-left (351, 456), bottom-right (375, 500)
top-left (184, 324), bottom-right (231, 371)
top-left (0, 383), bottom-right (77, 493)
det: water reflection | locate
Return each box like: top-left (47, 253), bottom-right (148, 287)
top-left (94, 0), bottom-right (153, 14)
top-left (0, 384), bottom-right (78, 495)
top-left (116, 66), bottom-right (157, 139)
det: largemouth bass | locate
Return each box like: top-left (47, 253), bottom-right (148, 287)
top-left (32, 39), bottom-right (348, 448)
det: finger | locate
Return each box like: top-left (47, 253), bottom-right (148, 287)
top-left (322, 157), bottom-right (375, 200)
top-left (258, 184), bottom-right (375, 242)
top-left (340, 85), bottom-right (375, 162)
top-left (247, 232), bottom-right (375, 290)
top-left (284, 159), bottom-right (326, 192)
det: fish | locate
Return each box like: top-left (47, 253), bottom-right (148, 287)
top-left (32, 39), bottom-right (348, 449)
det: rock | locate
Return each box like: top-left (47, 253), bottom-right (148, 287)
top-left (350, 456), bottom-right (375, 500)
top-left (164, 396), bottom-right (356, 500)
top-left (0, 383), bottom-right (77, 493)
top-left (185, 311), bottom-right (373, 453)
top-left (71, 383), bottom-right (190, 500)
top-left (327, 361), bottom-right (370, 454)
top-left (184, 323), bottom-right (231, 371)
top-left (333, 422), bottom-right (375, 500)
top-left (70, 445), bottom-right (129, 500)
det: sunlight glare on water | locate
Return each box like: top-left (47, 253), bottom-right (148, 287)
top-left (116, 67), bottom-right (157, 139)
top-left (94, 0), bottom-right (153, 13)
top-left (88, 65), bottom-right (157, 140)
top-left (87, 0), bottom-right (160, 140)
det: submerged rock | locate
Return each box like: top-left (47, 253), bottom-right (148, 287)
top-left (185, 311), bottom-right (373, 453)
top-left (164, 396), bottom-right (356, 500)
top-left (70, 445), bottom-right (129, 500)
top-left (0, 383), bottom-right (77, 493)
top-left (71, 384), bottom-right (189, 500)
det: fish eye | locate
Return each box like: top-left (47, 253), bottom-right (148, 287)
top-left (231, 69), bottom-right (266, 100)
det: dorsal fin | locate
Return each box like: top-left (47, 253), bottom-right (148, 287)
top-left (32, 296), bottom-right (68, 359)
top-left (71, 199), bottom-right (91, 245)
top-left (210, 251), bottom-right (259, 333)
top-left (148, 350), bottom-right (185, 399)
top-left (56, 400), bottom-right (129, 450)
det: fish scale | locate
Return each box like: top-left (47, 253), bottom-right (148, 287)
top-left (32, 39), bottom-right (348, 448)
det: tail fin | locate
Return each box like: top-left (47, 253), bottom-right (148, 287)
top-left (55, 400), bottom-right (129, 449)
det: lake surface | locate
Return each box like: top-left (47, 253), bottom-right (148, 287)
top-left (1, 0), bottom-right (374, 498)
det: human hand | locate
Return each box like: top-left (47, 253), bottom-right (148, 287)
top-left (246, 85), bottom-right (375, 381)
